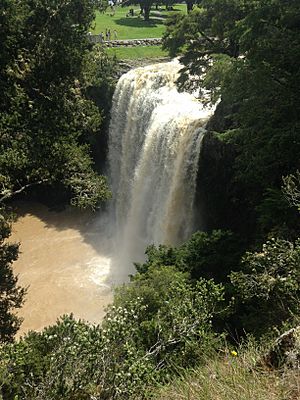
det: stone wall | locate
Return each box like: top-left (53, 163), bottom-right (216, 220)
top-left (88, 35), bottom-right (162, 47)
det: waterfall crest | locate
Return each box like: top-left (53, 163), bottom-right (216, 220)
top-left (107, 60), bottom-right (213, 279)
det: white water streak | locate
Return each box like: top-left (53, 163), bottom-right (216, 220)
top-left (107, 60), bottom-right (213, 278)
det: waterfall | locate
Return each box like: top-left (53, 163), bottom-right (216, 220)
top-left (107, 60), bottom-right (213, 281)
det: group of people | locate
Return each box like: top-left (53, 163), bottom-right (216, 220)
top-left (99, 28), bottom-right (118, 42)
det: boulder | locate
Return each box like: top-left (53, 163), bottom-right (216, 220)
top-left (264, 326), bottom-right (300, 369)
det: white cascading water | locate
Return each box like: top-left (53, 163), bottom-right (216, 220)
top-left (107, 60), bottom-right (213, 282)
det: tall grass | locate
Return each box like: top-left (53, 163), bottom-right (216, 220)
top-left (156, 344), bottom-right (300, 400)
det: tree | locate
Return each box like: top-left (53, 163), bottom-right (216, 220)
top-left (0, 210), bottom-right (26, 343)
top-left (0, 0), bottom-right (112, 210)
top-left (185, 0), bottom-right (202, 13)
top-left (0, 0), bottom-right (117, 341)
top-left (138, 0), bottom-right (153, 21)
top-left (113, 265), bottom-right (224, 370)
top-left (162, 0), bottom-right (300, 238)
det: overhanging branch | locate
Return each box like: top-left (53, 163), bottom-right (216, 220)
top-left (0, 179), bottom-right (49, 203)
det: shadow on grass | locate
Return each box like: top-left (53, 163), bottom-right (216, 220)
top-left (114, 17), bottom-right (164, 28)
top-left (153, 7), bottom-right (183, 15)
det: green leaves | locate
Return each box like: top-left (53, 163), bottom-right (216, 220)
top-left (0, 0), bottom-right (113, 210)
top-left (0, 210), bottom-right (26, 343)
top-left (163, 0), bottom-right (300, 238)
top-left (136, 230), bottom-right (243, 282)
top-left (0, 269), bottom-right (223, 399)
top-left (112, 262), bottom-right (224, 372)
top-left (230, 238), bottom-right (300, 335)
top-left (283, 171), bottom-right (300, 212)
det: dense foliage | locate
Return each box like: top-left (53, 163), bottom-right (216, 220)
top-left (231, 238), bottom-right (300, 335)
top-left (1, 231), bottom-right (300, 397)
top-left (0, 0), bottom-right (117, 344)
top-left (0, 0), bottom-right (113, 209)
top-left (0, 268), bottom-right (223, 399)
top-left (0, 212), bottom-right (26, 343)
top-left (163, 0), bottom-right (300, 239)
top-left (135, 232), bottom-right (300, 337)
top-left (161, 0), bottom-right (300, 338)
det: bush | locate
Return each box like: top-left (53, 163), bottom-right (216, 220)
top-left (136, 230), bottom-right (243, 283)
top-left (0, 266), bottom-right (224, 399)
top-left (230, 238), bottom-right (300, 336)
top-left (113, 265), bottom-right (224, 370)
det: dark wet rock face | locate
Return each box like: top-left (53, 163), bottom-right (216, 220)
top-left (195, 101), bottom-right (255, 239)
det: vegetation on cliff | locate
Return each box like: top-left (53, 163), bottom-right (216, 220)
top-left (163, 0), bottom-right (300, 240)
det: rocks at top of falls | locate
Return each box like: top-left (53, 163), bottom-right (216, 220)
top-left (107, 60), bottom-right (214, 275)
top-left (116, 57), bottom-right (171, 79)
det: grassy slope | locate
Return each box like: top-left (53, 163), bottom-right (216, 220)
top-left (91, 5), bottom-right (186, 39)
top-left (155, 346), bottom-right (300, 400)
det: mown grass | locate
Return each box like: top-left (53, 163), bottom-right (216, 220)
top-left (91, 4), bottom-right (186, 39)
top-left (106, 45), bottom-right (168, 59)
top-left (155, 345), bottom-right (300, 400)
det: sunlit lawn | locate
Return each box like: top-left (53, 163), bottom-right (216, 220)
top-left (91, 4), bottom-right (186, 39)
top-left (106, 45), bottom-right (168, 59)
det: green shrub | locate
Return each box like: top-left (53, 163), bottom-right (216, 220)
top-left (136, 230), bottom-right (243, 283)
top-left (230, 238), bottom-right (300, 336)
top-left (0, 266), bottom-right (224, 399)
top-left (113, 265), bottom-right (224, 370)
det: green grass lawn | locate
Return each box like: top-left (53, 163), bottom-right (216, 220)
top-left (91, 4), bottom-right (186, 39)
top-left (106, 45), bottom-right (168, 59)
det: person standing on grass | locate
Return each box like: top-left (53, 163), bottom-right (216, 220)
top-left (108, 0), bottom-right (115, 16)
top-left (113, 29), bottom-right (117, 39)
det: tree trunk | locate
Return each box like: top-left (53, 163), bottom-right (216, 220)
top-left (144, 5), bottom-right (150, 21)
top-left (186, 0), bottom-right (193, 13)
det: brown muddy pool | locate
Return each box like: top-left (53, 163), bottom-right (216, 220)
top-left (10, 201), bottom-right (113, 337)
